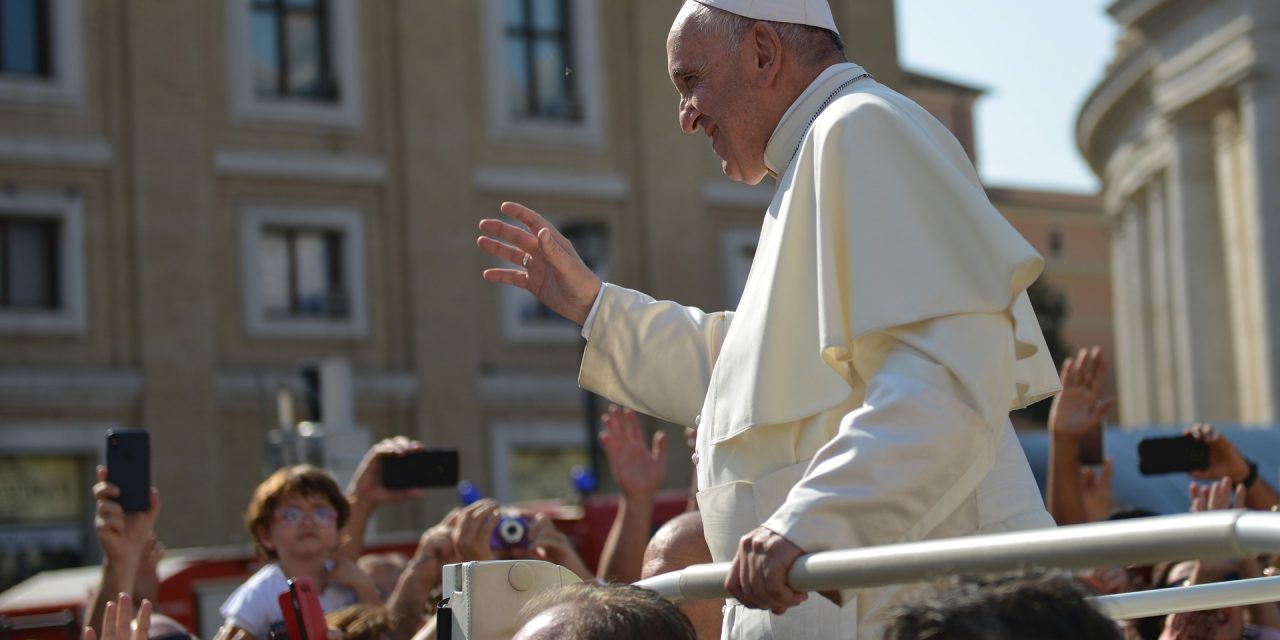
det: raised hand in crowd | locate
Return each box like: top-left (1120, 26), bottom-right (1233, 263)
top-left (327, 558), bottom-right (382, 605)
top-left (385, 509), bottom-right (461, 640)
top-left (339, 437), bottom-right (428, 562)
top-left (526, 512), bottom-right (594, 582)
top-left (597, 405), bottom-right (668, 583)
top-left (477, 202), bottom-right (602, 326)
top-left (1184, 423), bottom-right (1280, 511)
top-left (1160, 478), bottom-right (1280, 639)
top-left (450, 499), bottom-right (500, 562)
top-left (84, 593), bottom-right (150, 640)
top-left (1047, 346), bottom-right (1115, 526)
top-left (87, 466), bottom-right (161, 638)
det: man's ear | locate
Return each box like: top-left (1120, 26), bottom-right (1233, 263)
top-left (750, 21), bottom-right (784, 86)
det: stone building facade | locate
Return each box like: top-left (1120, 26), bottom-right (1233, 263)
top-left (0, 0), bottom-right (1106, 587)
top-left (1078, 0), bottom-right (1280, 427)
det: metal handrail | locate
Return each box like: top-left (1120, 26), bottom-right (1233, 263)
top-left (634, 511), bottom-right (1280, 619)
top-left (1094, 575), bottom-right (1280, 619)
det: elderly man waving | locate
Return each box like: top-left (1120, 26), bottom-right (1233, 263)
top-left (477, 1), bottom-right (1061, 637)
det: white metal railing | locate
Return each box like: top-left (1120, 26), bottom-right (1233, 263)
top-left (633, 510), bottom-right (1280, 620)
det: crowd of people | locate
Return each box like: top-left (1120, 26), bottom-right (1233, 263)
top-left (82, 351), bottom-right (1279, 640)
top-left (1046, 346), bottom-right (1280, 640)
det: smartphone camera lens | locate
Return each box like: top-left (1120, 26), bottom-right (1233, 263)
top-left (109, 436), bottom-right (118, 446)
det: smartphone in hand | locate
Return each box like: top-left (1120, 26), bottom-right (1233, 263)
top-left (381, 449), bottom-right (460, 489)
top-left (278, 577), bottom-right (328, 640)
top-left (105, 429), bottom-right (151, 513)
top-left (1137, 435), bottom-right (1210, 475)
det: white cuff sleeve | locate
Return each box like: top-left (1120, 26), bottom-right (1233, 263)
top-left (580, 283), bottom-right (608, 340)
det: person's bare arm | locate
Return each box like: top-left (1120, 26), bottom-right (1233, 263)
top-left (386, 516), bottom-right (458, 640)
top-left (526, 514), bottom-right (593, 582)
top-left (327, 558), bottom-right (382, 605)
top-left (1047, 347), bottom-right (1114, 526)
top-left (596, 406), bottom-right (667, 583)
top-left (339, 437), bottom-right (427, 562)
top-left (88, 467), bottom-right (161, 638)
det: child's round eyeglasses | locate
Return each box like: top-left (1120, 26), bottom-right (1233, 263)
top-left (275, 506), bottom-right (336, 525)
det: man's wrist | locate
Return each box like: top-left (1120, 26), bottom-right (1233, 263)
top-left (101, 558), bottom-right (139, 595)
top-left (1239, 458), bottom-right (1259, 489)
top-left (618, 492), bottom-right (656, 513)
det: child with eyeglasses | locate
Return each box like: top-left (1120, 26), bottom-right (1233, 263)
top-left (216, 465), bottom-right (380, 640)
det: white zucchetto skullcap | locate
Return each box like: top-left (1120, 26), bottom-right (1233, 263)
top-left (690, 0), bottom-right (839, 35)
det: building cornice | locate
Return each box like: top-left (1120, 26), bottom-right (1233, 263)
top-left (215, 149), bottom-right (388, 184)
top-left (0, 134), bottom-right (112, 168)
top-left (473, 166), bottom-right (629, 201)
top-left (0, 368), bottom-right (141, 409)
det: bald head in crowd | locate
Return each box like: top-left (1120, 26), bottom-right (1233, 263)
top-left (513, 583), bottom-right (695, 640)
top-left (641, 512), bottom-right (724, 640)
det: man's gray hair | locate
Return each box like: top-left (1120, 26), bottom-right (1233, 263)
top-left (683, 1), bottom-right (846, 65)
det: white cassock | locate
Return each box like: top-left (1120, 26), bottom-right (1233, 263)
top-left (579, 63), bottom-right (1063, 639)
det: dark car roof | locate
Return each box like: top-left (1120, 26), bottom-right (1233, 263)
top-left (1016, 426), bottom-right (1280, 516)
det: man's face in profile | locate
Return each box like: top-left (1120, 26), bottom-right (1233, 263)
top-left (667, 4), bottom-right (772, 185)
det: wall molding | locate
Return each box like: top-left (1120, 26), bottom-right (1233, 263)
top-left (473, 166), bottom-right (628, 201)
top-left (0, 135), bottom-right (112, 167)
top-left (215, 149), bottom-right (387, 184)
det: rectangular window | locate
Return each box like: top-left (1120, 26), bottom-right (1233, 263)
top-left (240, 205), bottom-right (366, 339)
top-left (0, 0), bottom-right (52, 77)
top-left (0, 216), bottom-right (60, 309)
top-left (259, 226), bottom-right (347, 319)
top-left (1048, 229), bottom-right (1065, 258)
top-left (250, 0), bottom-right (337, 101)
top-left (504, 0), bottom-right (580, 121)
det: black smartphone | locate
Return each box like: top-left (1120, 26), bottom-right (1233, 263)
top-left (106, 429), bottom-right (151, 513)
top-left (382, 449), bottom-right (460, 489)
top-left (1137, 435), bottom-right (1210, 475)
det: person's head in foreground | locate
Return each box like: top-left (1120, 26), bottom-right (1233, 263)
top-left (512, 583), bottom-right (696, 640)
top-left (666, 0), bottom-right (847, 186)
top-left (641, 512), bottom-right (722, 640)
top-left (884, 572), bottom-right (1122, 640)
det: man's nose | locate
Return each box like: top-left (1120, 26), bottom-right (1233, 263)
top-left (678, 98), bottom-right (699, 134)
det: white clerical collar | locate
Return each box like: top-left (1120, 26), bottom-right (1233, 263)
top-left (763, 62), bottom-right (869, 177)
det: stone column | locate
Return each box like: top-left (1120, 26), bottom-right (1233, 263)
top-left (1112, 199), bottom-right (1152, 425)
top-left (1238, 76), bottom-right (1280, 422)
top-left (1165, 117), bottom-right (1237, 423)
top-left (1213, 107), bottom-right (1269, 423)
top-left (1145, 175), bottom-right (1179, 425)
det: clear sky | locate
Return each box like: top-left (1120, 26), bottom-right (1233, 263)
top-left (895, 0), bottom-right (1119, 194)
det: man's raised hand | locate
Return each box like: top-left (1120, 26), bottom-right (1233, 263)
top-left (477, 202), bottom-right (602, 326)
